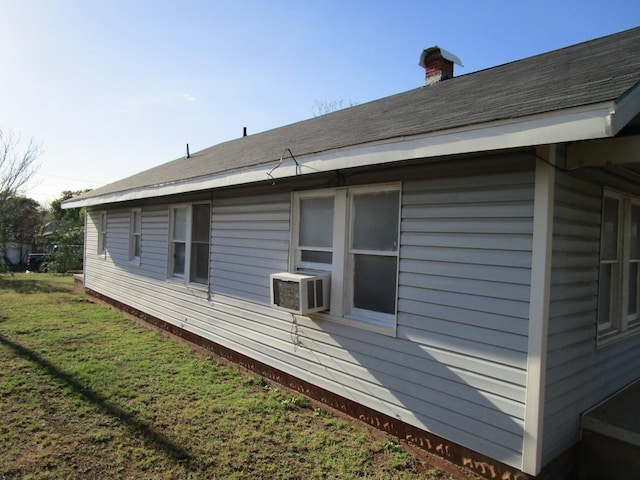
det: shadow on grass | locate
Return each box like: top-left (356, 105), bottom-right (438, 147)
top-left (0, 277), bottom-right (72, 295)
top-left (0, 333), bottom-right (198, 469)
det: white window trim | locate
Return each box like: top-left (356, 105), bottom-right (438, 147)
top-left (97, 211), bottom-right (107, 258)
top-left (129, 208), bottom-right (142, 265)
top-left (168, 203), bottom-right (211, 287)
top-left (598, 189), bottom-right (640, 347)
top-left (623, 196), bottom-right (640, 330)
top-left (290, 183), bottom-right (401, 334)
top-left (291, 190), bottom-right (337, 273)
top-left (344, 184), bottom-right (401, 328)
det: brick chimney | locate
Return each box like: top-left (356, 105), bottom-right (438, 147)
top-left (419, 46), bottom-right (463, 85)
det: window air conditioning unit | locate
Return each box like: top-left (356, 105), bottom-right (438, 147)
top-left (270, 272), bottom-right (330, 314)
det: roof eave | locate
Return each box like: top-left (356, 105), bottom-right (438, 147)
top-left (62, 100), bottom-right (620, 209)
top-left (608, 79), bottom-right (640, 136)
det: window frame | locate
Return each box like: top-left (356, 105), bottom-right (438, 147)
top-left (292, 190), bottom-right (337, 273)
top-left (345, 185), bottom-right (401, 325)
top-left (97, 211), bottom-right (107, 258)
top-left (168, 202), bottom-right (211, 286)
top-left (623, 197), bottom-right (640, 329)
top-left (291, 183), bottom-right (401, 333)
top-left (129, 208), bottom-right (142, 265)
top-left (598, 189), bottom-right (640, 346)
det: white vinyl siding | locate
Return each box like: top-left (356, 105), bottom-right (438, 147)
top-left (398, 169), bottom-right (534, 465)
top-left (543, 172), bottom-right (640, 465)
top-left (82, 158), bottom-right (537, 470)
top-left (211, 193), bottom-right (291, 303)
top-left (86, 206), bottom-right (169, 283)
top-left (138, 206), bottom-right (169, 279)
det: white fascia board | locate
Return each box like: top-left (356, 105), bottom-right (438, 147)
top-left (608, 81), bottom-right (640, 136)
top-left (64, 101), bottom-right (615, 209)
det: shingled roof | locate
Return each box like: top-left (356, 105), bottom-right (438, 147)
top-left (65, 27), bottom-right (640, 207)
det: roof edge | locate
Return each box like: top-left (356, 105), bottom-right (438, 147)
top-left (63, 101), bottom-right (616, 209)
top-left (609, 80), bottom-right (640, 135)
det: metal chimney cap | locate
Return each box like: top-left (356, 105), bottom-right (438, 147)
top-left (419, 46), bottom-right (463, 68)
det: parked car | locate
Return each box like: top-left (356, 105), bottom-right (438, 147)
top-left (26, 253), bottom-right (49, 272)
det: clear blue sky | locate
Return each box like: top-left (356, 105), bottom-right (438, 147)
top-left (1, 0), bottom-right (638, 204)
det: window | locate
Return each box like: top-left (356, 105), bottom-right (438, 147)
top-left (129, 208), bottom-right (142, 263)
top-left (97, 211), bottom-right (107, 257)
top-left (297, 194), bottom-right (334, 269)
top-left (598, 189), bottom-right (640, 344)
top-left (292, 184), bottom-right (400, 330)
top-left (169, 203), bottom-right (211, 285)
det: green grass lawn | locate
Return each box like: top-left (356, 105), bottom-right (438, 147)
top-left (0, 273), bottom-right (451, 479)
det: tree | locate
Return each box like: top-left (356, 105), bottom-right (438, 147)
top-left (42, 190), bottom-right (89, 273)
top-left (0, 129), bottom-right (41, 270)
top-left (0, 129), bottom-right (41, 205)
top-left (0, 196), bottom-right (43, 244)
top-left (0, 195), bottom-right (44, 268)
top-left (48, 190), bottom-right (89, 229)
top-left (311, 99), bottom-right (358, 117)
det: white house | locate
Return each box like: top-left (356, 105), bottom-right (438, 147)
top-left (64, 27), bottom-right (640, 479)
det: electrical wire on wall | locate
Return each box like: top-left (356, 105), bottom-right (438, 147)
top-left (290, 314), bottom-right (302, 352)
top-left (267, 148), bottom-right (299, 185)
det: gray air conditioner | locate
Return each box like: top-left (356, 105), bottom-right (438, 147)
top-left (270, 272), bottom-right (330, 314)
